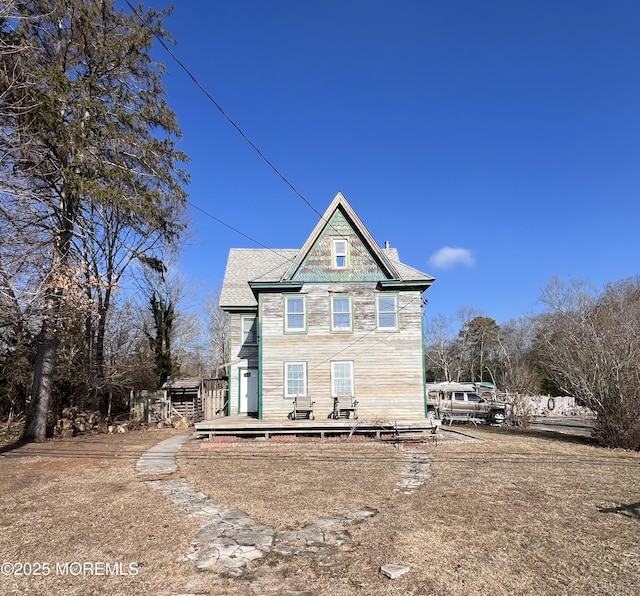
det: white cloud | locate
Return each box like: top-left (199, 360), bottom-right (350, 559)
top-left (429, 246), bottom-right (475, 269)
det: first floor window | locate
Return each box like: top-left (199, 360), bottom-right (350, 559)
top-left (285, 362), bottom-right (307, 397)
top-left (331, 361), bottom-right (353, 396)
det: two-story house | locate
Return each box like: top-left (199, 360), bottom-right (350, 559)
top-left (219, 192), bottom-right (435, 421)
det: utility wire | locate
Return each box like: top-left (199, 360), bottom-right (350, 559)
top-left (124, 0), bottom-right (367, 258)
top-left (123, 0), bottom-right (323, 220)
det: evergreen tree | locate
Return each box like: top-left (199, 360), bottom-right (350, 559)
top-left (0, 1), bottom-right (189, 441)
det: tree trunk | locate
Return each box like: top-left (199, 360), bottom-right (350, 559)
top-left (23, 197), bottom-right (74, 443)
top-left (23, 315), bottom-right (59, 442)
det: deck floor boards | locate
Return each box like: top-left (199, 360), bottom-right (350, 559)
top-left (194, 416), bottom-right (440, 439)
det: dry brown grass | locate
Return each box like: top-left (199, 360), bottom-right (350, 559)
top-left (0, 430), bottom-right (204, 596)
top-left (177, 438), bottom-right (406, 529)
top-left (1, 426), bottom-right (638, 595)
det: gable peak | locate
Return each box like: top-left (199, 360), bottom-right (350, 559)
top-left (282, 192), bottom-right (400, 281)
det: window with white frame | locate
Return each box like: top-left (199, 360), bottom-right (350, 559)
top-left (331, 296), bottom-right (351, 331)
top-left (285, 296), bottom-right (305, 332)
top-left (377, 294), bottom-right (398, 329)
top-left (242, 316), bottom-right (257, 344)
top-left (284, 362), bottom-right (307, 397)
top-left (331, 361), bottom-right (353, 396)
top-left (333, 239), bottom-right (348, 269)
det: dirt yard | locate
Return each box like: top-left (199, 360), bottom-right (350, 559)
top-left (0, 425), bottom-right (638, 595)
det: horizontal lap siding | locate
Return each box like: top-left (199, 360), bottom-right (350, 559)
top-left (228, 312), bottom-right (258, 416)
top-left (260, 284), bottom-right (425, 420)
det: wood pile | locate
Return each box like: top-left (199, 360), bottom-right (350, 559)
top-left (54, 407), bottom-right (192, 438)
top-left (55, 407), bottom-right (129, 437)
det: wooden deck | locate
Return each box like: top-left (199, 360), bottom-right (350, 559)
top-left (193, 416), bottom-right (440, 440)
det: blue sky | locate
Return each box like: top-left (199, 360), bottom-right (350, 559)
top-left (143, 0), bottom-right (639, 328)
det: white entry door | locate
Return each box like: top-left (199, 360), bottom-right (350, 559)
top-left (239, 368), bottom-right (258, 414)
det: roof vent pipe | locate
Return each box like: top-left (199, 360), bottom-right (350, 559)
top-left (384, 240), bottom-right (390, 249)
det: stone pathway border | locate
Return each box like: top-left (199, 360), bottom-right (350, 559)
top-left (137, 433), bottom-right (433, 576)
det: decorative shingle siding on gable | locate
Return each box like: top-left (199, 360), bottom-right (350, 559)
top-left (292, 209), bottom-right (387, 282)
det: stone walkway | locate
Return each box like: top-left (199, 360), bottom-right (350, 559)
top-left (138, 433), bottom-right (432, 576)
top-left (395, 450), bottom-right (433, 494)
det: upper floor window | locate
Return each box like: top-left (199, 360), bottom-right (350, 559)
top-left (285, 296), bottom-right (306, 332)
top-left (377, 294), bottom-right (397, 329)
top-left (242, 316), bottom-right (257, 344)
top-left (331, 296), bottom-right (352, 331)
top-left (333, 239), bottom-right (348, 269)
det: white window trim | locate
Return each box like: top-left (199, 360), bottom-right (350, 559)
top-left (241, 315), bottom-right (257, 345)
top-left (376, 293), bottom-right (398, 330)
top-left (333, 239), bottom-right (348, 269)
top-left (284, 295), bottom-right (306, 333)
top-left (331, 361), bottom-right (354, 397)
top-left (330, 295), bottom-right (352, 332)
top-left (284, 361), bottom-right (308, 397)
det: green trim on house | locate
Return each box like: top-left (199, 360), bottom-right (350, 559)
top-left (378, 280), bottom-right (434, 291)
top-left (258, 294), bottom-right (263, 420)
top-left (223, 306), bottom-right (259, 313)
top-left (249, 281), bottom-right (303, 293)
top-left (421, 298), bottom-right (428, 417)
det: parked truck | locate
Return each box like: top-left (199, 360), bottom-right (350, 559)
top-left (426, 382), bottom-right (506, 424)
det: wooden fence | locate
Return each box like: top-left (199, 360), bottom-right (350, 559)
top-left (202, 377), bottom-right (228, 419)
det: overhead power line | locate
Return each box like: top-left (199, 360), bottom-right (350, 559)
top-left (124, 0), bottom-right (365, 255)
top-left (123, 0), bottom-right (323, 221)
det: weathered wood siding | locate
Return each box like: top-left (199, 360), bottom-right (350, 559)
top-left (260, 283), bottom-right (425, 420)
top-left (227, 311), bottom-right (258, 416)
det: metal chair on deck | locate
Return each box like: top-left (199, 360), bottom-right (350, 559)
top-left (331, 393), bottom-right (358, 419)
top-left (289, 396), bottom-right (315, 420)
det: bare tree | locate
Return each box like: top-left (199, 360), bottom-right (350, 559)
top-left (495, 317), bottom-right (540, 394)
top-left (204, 288), bottom-right (229, 378)
top-left (537, 276), bottom-right (640, 449)
top-left (424, 314), bottom-right (455, 381)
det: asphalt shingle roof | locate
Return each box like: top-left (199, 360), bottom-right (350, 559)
top-left (219, 248), bottom-right (298, 308)
top-left (219, 246), bottom-right (433, 309)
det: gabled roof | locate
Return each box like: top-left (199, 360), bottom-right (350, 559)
top-left (282, 192), bottom-right (400, 281)
top-left (219, 192), bottom-right (435, 309)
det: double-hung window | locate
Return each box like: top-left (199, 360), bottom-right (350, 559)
top-left (333, 239), bottom-right (348, 269)
top-left (284, 362), bottom-right (307, 397)
top-left (331, 361), bottom-right (354, 396)
top-left (285, 296), bottom-right (306, 332)
top-left (377, 294), bottom-right (397, 329)
top-left (242, 316), bottom-right (257, 344)
top-left (331, 296), bottom-right (352, 331)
